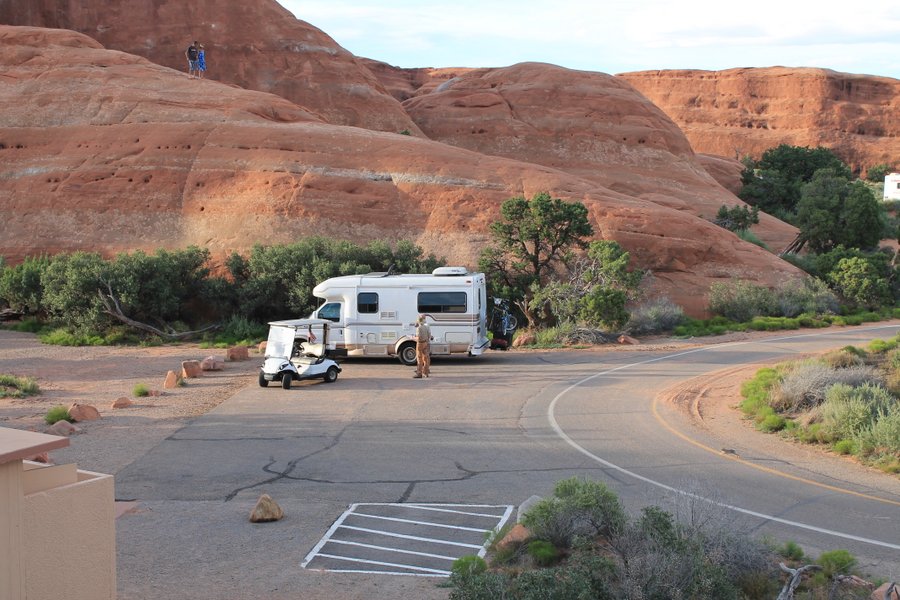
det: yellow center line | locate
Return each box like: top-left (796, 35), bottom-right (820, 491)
top-left (650, 395), bottom-right (900, 508)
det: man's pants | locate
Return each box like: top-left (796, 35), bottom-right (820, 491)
top-left (416, 342), bottom-right (430, 376)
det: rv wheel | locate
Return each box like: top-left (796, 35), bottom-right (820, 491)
top-left (398, 343), bottom-right (417, 366)
top-left (281, 372), bottom-right (292, 389)
top-left (258, 371), bottom-right (268, 387)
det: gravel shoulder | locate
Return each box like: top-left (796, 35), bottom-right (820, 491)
top-left (0, 329), bottom-right (261, 475)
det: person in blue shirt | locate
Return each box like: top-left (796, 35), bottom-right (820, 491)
top-left (197, 44), bottom-right (206, 79)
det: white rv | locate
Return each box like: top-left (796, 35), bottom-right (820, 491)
top-left (309, 267), bottom-right (490, 364)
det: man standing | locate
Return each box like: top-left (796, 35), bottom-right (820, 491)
top-left (413, 314), bottom-right (431, 378)
top-left (185, 41), bottom-right (199, 78)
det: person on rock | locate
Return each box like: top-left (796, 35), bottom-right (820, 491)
top-left (197, 44), bottom-right (206, 79)
top-left (185, 41), bottom-right (199, 78)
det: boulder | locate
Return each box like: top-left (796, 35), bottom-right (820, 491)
top-left (517, 495), bottom-right (542, 523)
top-left (111, 396), bottom-right (133, 409)
top-left (617, 334), bottom-right (640, 345)
top-left (201, 355), bottom-right (224, 371)
top-left (249, 494), bottom-right (284, 523)
top-left (181, 360), bottom-right (202, 378)
top-left (257, 341), bottom-right (267, 354)
top-left (47, 420), bottom-right (79, 436)
top-left (67, 403), bottom-right (101, 422)
top-left (163, 370), bottom-right (180, 389)
top-left (873, 583), bottom-right (899, 600)
top-left (497, 523), bottom-right (531, 550)
top-left (512, 331), bottom-right (536, 348)
top-left (226, 347), bottom-right (250, 362)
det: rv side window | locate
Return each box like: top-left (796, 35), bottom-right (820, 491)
top-left (358, 292), bottom-right (378, 314)
top-left (318, 302), bottom-right (342, 322)
top-left (418, 291), bottom-right (467, 313)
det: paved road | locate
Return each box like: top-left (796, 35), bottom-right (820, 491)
top-left (115, 325), bottom-right (900, 599)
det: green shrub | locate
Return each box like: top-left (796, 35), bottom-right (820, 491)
top-left (522, 477), bottom-right (625, 548)
top-left (774, 278), bottom-right (838, 317)
top-left (0, 374), bottom-right (41, 398)
top-left (526, 540), bottom-right (560, 567)
top-left (833, 439), bottom-right (857, 455)
top-left (133, 383), bottom-right (150, 397)
top-left (868, 338), bottom-right (898, 354)
top-left (816, 549), bottom-right (857, 577)
top-left (759, 413), bottom-right (786, 432)
top-left (779, 540), bottom-right (805, 561)
top-left (5, 317), bottom-right (46, 334)
top-left (44, 405), bottom-right (72, 425)
top-left (450, 555), bottom-right (487, 579)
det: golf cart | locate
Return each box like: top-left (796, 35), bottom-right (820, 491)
top-left (258, 318), bottom-right (341, 389)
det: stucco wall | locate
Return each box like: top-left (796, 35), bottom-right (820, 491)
top-left (23, 469), bottom-right (116, 600)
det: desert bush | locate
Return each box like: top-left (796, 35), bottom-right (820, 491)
top-left (521, 477), bottom-right (625, 548)
top-left (708, 279), bottom-right (776, 322)
top-left (773, 277), bottom-right (838, 317)
top-left (821, 348), bottom-right (865, 369)
top-left (626, 296), bottom-right (685, 335)
top-left (820, 383), bottom-right (893, 441)
top-left (0, 374), bottom-right (40, 398)
top-left (855, 406), bottom-right (900, 455)
top-left (44, 405), bottom-right (72, 425)
top-left (816, 549), bottom-right (857, 578)
top-left (133, 383), bottom-right (150, 398)
top-left (771, 363), bottom-right (881, 412)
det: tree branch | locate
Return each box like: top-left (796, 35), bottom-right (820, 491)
top-left (97, 285), bottom-right (219, 340)
top-left (777, 563), bottom-right (822, 600)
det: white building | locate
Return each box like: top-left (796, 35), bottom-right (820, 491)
top-left (884, 173), bottom-right (900, 201)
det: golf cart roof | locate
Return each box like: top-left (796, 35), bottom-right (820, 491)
top-left (267, 318), bottom-right (332, 329)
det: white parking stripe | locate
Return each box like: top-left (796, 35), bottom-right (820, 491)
top-left (317, 553), bottom-right (452, 576)
top-left (402, 505), bottom-right (509, 518)
top-left (303, 503), bottom-right (515, 576)
top-left (338, 524), bottom-right (485, 549)
top-left (352, 512), bottom-right (491, 532)
top-left (328, 539), bottom-right (458, 561)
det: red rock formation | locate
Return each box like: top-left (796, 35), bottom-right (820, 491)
top-left (0, 27), bottom-right (805, 316)
top-left (403, 62), bottom-right (797, 252)
top-left (618, 68), bottom-right (900, 175)
top-left (0, 0), bottom-right (420, 134)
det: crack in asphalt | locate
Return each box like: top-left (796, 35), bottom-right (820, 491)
top-left (223, 426), bottom-right (350, 501)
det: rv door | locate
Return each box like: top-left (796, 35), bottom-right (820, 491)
top-left (314, 302), bottom-right (344, 347)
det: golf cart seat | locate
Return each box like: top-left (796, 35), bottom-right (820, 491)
top-left (292, 355), bottom-right (326, 366)
top-left (300, 341), bottom-right (325, 356)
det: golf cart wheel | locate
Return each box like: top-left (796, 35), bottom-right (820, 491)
top-left (398, 342), bottom-right (417, 366)
top-left (324, 366), bottom-right (339, 383)
top-left (281, 372), bottom-right (292, 389)
top-left (258, 371), bottom-right (269, 387)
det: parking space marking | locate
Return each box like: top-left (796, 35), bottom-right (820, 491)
top-left (302, 503), bottom-right (515, 577)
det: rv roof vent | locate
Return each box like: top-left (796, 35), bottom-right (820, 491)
top-left (432, 266), bottom-right (468, 276)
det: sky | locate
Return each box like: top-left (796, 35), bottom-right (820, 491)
top-left (278, 0), bottom-right (900, 79)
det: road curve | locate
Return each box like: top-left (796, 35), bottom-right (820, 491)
top-left (549, 325), bottom-right (900, 574)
